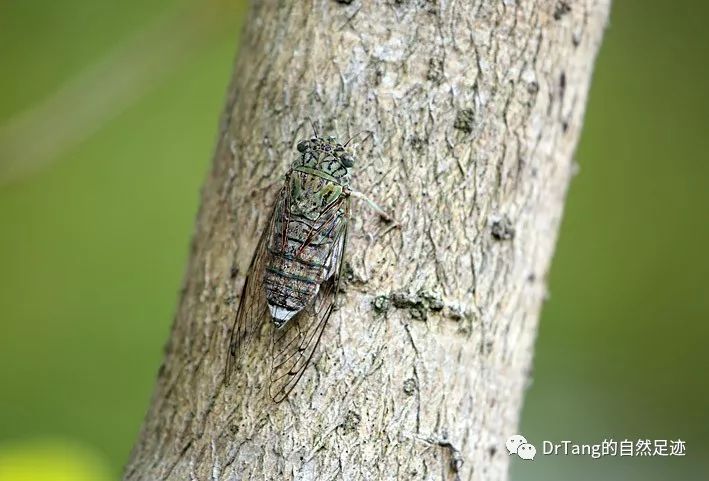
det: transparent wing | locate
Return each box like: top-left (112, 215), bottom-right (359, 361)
top-left (269, 200), bottom-right (349, 403)
top-left (223, 193), bottom-right (282, 386)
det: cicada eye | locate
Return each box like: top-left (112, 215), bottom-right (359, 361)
top-left (340, 153), bottom-right (355, 167)
top-left (297, 140), bottom-right (309, 153)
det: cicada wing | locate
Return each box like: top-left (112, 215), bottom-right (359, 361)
top-left (224, 192), bottom-right (282, 386)
top-left (269, 209), bottom-right (349, 403)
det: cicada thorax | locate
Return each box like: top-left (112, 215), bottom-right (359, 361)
top-left (263, 170), bottom-right (347, 327)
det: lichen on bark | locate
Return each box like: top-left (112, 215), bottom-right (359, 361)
top-left (124, 1), bottom-right (610, 480)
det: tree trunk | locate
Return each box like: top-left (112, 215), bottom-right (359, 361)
top-left (124, 1), bottom-right (609, 480)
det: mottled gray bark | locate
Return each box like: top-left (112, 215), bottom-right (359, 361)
top-left (124, 1), bottom-right (609, 480)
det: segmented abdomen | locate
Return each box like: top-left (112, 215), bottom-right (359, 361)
top-left (264, 193), bottom-right (344, 326)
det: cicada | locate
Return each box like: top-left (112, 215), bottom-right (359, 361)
top-left (224, 131), bottom-right (391, 402)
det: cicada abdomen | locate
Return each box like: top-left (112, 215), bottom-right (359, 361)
top-left (225, 134), bottom-right (354, 402)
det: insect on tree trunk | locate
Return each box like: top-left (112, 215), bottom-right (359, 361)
top-left (124, 1), bottom-right (610, 480)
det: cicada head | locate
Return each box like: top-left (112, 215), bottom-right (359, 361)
top-left (293, 135), bottom-right (354, 186)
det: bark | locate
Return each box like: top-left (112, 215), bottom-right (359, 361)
top-left (124, 1), bottom-right (609, 480)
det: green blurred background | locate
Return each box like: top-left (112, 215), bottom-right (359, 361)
top-left (0, 1), bottom-right (706, 480)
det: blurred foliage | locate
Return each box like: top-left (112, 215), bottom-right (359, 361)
top-left (516, 1), bottom-right (709, 480)
top-left (0, 0), bottom-right (247, 478)
top-left (0, 440), bottom-right (111, 481)
top-left (0, 1), bottom-right (706, 480)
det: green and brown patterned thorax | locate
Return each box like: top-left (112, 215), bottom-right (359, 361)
top-left (292, 135), bottom-right (354, 186)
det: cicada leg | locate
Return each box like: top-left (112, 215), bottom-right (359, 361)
top-left (348, 189), bottom-right (399, 226)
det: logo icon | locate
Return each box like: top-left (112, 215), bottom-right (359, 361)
top-left (506, 434), bottom-right (536, 461)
